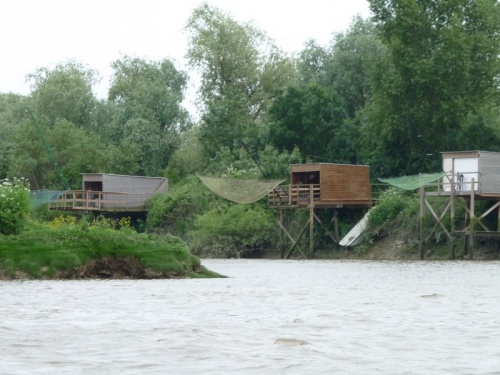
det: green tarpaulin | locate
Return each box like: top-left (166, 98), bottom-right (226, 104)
top-left (378, 172), bottom-right (446, 191)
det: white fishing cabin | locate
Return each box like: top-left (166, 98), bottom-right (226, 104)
top-left (441, 151), bottom-right (500, 196)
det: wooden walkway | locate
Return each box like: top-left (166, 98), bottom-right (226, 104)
top-left (268, 184), bottom-right (373, 208)
top-left (49, 190), bottom-right (148, 212)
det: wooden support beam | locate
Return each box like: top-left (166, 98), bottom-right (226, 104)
top-left (470, 178), bottom-right (475, 259)
top-left (309, 185), bottom-right (315, 254)
top-left (451, 172), bottom-right (456, 260)
top-left (278, 219), bottom-right (308, 259)
top-left (420, 186), bottom-right (424, 260)
top-left (424, 199), bottom-right (452, 242)
top-left (279, 209), bottom-right (284, 259)
top-left (333, 210), bottom-right (340, 243)
top-left (458, 198), bottom-right (490, 232)
top-left (313, 212), bottom-right (338, 244)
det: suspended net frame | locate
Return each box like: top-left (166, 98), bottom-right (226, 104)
top-left (30, 189), bottom-right (68, 209)
top-left (197, 175), bottom-right (285, 204)
top-left (378, 172), bottom-right (446, 191)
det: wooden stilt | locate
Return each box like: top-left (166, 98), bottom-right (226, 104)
top-left (279, 209), bottom-right (284, 259)
top-left (450, 172), bottom-right (456, 260)
top-left (333, 210), bottom-right (339, 243)
top-left (283, 220), bottom-right (308, 259)
top-left (464, 209), bottom-right (469, 256)
top-left (470, 178), bottom-right (475, 260)
top-left (451, 236), bottom-right (456, 260)
top-left (419, 186), bottom-right (425, 260)
top-left (309, 185), bottom-right (315, 254)
top-left (313, 212), bottom-right (338, 244)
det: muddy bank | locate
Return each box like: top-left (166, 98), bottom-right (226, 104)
top-left (261, 234), bottom-right (500, 261)
top-left (0, 255), bottom-right (203, 280)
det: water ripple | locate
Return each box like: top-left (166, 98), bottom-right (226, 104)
top-left (1, 259), bottom-right (500, 374)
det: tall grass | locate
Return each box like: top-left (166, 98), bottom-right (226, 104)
top-left (0, 216), bottom-right (223, 279)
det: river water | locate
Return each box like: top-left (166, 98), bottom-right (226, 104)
top-left (2, 259), bottom-right (500, 374)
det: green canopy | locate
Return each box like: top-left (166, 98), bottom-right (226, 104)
top-left (378, 172), bottom-right (446, 191)
top-left (197, 175), bottom-right (285, 204)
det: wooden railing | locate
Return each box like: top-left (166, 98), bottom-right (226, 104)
top-left (49, 190), bottom-right (130, 211)
top-left (268, 184), bottom-right (320, 206)
top-left (425, 172), bottom-right (481, 196)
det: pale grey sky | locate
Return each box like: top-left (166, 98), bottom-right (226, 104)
top-left (0, 0), bottom-right (370, 107)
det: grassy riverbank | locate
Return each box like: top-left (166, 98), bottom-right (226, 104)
top-left (0, 218), bottom-right (223, 280)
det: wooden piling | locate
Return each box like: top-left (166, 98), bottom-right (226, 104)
top-left (419, 186), bottom-right (425, 260)
top-left (470, 178), bottom-right (475, 259)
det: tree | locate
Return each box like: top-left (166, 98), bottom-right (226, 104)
top-left (365, 0), bottom-right (500, 176)
top-left (28, 61), bottom-right (99, 130)
top-left (298, 18), bottom-right (385, 119)
top-left (107, 56), bottom-right (190, 175)
top-left (0, 93), bottom-right (29, 179)
top-left (287, 17), bottom-right (386, 164)
top-left (10, 118), bottom-right (107, 189)
top-left (186, 3), bottom-right (296, 156)
top-left (267, 84), bottom-right (345, 162)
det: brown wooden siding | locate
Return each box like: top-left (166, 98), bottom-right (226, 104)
top-left (273, 163), bottom-right (372, 207)
top-left (319, 164), bottom-right (370, 201)
top-left (290, 164), bottom-right (321, 173)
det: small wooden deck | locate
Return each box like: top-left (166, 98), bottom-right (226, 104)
top-left (268, 184), bottom-right (373, 208)
top-left (49, 190), bottom-right (148, 213)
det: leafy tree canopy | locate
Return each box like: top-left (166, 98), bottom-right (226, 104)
top-left (365, 0), bottom-right (500, 176)
top-left (28, 61), bottom-right (99, 130)
top-left (186, 3), bottom-right (296, 156)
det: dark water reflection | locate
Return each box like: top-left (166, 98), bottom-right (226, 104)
top-left (2, 259), bottom-right (500, 374)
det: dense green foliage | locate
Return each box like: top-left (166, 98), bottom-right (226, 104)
top-left (368, 188), bottom-right (419, 227)
top-left (2, 2), bottom-right (500, 255)
top-left (189, 202), bottom-right (275, 257)
top-left (0, 178), bottom-right (31, 235)
top-left (0, 216), bottom-right (222, 279)
top-left (366, 0), bottom-right (500, 176)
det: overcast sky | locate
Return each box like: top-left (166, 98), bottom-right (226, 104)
top-left (0, 0), bottom-right (370, 108)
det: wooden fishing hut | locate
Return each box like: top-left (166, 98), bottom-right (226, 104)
top-left (49, 173), bottom-right (168, 213)
top-left (420, 151), bottom-right (500, 259)
top-left (268, 163), bottom-right (373, 258)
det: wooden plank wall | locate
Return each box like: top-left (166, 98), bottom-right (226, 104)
top-left (478, 152), bottom-right (500, 195)
top-left (320, 164), bottom-right (370, 201)
top-left (101, 175), bottom-right (165, 194)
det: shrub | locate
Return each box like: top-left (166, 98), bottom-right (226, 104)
top-left (368, 187), bottom-right (419, 227)
top-left (0, 217), bottom-right (219, 279)
top-left (146, 176), bottom-right (217, 235)
top-left (189, 203), bottom-right (275, 257)
top-left (0, 177), bottom-right (31, 235)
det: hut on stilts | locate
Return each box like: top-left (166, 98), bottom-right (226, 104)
top-left (49, 173), bottom-right (168, 213)
top-left (382, 151), bottom-right (500, 259)
top-left (268, 163), bottom-right (373, 258)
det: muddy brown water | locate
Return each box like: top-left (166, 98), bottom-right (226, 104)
top-left (2, 259), bottom-right (500, 374)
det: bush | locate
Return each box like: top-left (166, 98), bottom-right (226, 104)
top-left (368, 187), bottom-right (419, 227)
top-left (0, 215), bottom-right (221, 279)
top-left (0, 177), bottom-right (31, 235)
top-left (189, 203), bottom-right (275, 257)
top-left (146, 176), bottom-right (217, 235)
